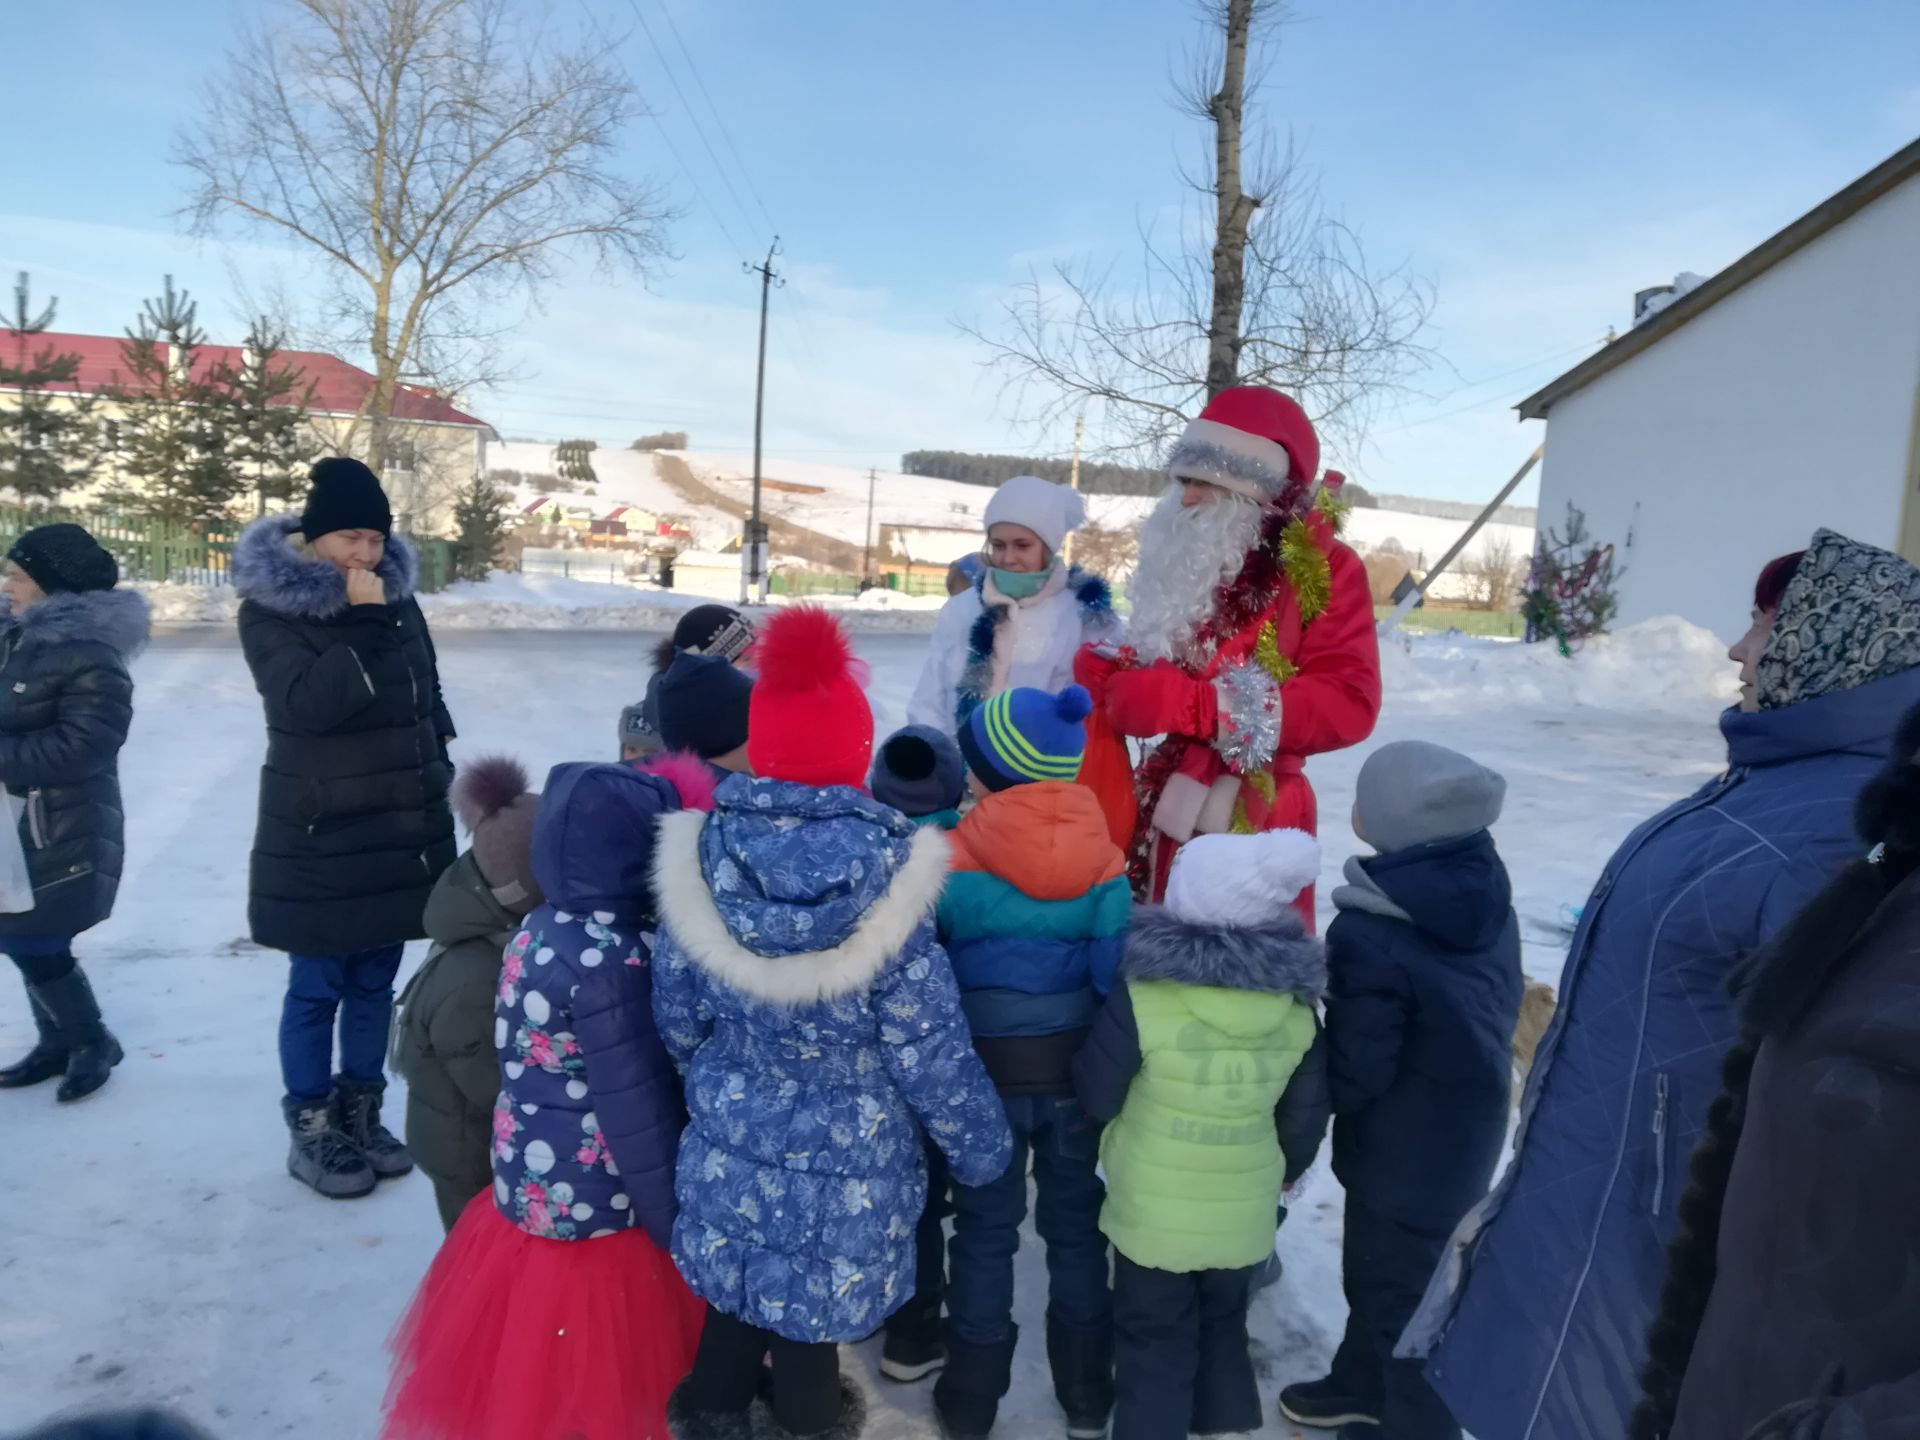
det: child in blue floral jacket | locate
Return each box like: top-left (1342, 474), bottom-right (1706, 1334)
top-left (384, 759), bottom-right (713, 1440)
top-left (655, 608), bottom-right (1013, 1440)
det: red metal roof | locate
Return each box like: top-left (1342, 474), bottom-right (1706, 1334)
top-left (11, 331), bottom-right (490, 430)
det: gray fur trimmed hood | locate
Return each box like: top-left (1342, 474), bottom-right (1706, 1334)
top-left (1120, 904), bottom-right (1326, 1000)
top-left (6, 587), bottom-right (151, 660)
top-left (231, 512), bottom-right (418, 619)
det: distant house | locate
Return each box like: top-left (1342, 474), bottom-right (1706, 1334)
top-left (10, 331), bottom-right (495, 535)
top-left (1519, 139), bottom-right (1920, 640)
top-left (880, 523), bottom-right (980, 579)
top-left (667, 549), bottom-right (744, 600)
top-left (521, 497), bottom-right (564, 525)
top-left (605, 504), bottom-right (659, 532)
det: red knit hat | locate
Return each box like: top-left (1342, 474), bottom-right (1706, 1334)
top-left (746, 606), bottom-right (874, 788)
top-left (1165, 385), bottom-right (1319, 508)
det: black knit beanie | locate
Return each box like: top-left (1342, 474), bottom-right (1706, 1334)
top-left (8, 524), bottom-right (119, 595)
top-left (656, 651), bottom-right (754, 759)
top-left (300, 457), bottom-right (393, 540)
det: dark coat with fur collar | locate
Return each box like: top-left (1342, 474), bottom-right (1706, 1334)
top-left (0, 588), bottom-right (149, 943)
top-left (233, 514), bottom-right (456, 955)
top-left (1642, 703), bottom-right (1920, 1440)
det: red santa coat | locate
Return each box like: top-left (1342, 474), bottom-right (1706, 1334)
top-left (1086, 505), bottom-right (1381, 920)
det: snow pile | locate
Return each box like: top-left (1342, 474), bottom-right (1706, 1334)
top-left (137, 582), bottom-right (241, 625)
top-left (1383, 616), bottom-right (1739, 717)
top-left (1633, 270), bottom-right (1709, 326)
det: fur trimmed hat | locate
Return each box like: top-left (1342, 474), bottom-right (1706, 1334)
top-left (746, 606), bottom-right (873, 788)
top-left (1164, 829), bottom-right (1322, 928)
top-left (452, 756), bottom-right (543, 913)
top-left (984, 475), bottom-right (1087, 555)
top-left (1165, 386), bottom-right (1319, 504)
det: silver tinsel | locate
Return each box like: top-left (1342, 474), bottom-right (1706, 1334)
top-left (1213, 659), bottom-right (1281, 774)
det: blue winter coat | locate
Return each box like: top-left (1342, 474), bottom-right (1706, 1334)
top-left (651, 776), bottom-right (1013, 1345)
top-left (1326, 831), bottom-right (1522, 1230)
top-left (489, 763), bottom-right (688, 1249)
top-left (1403, 664), bottom-right (1920, 1440)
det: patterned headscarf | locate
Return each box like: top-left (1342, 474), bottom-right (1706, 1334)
top-left (1757, 530), bottom-right (1920, 709)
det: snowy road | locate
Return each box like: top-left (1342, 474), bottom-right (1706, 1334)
top-left (4, 624), bottom-right (1733, 1438)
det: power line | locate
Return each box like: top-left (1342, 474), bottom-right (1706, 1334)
top-left (625, 0), bottom-right (763, 250)
top-left (656, 2), bottom-right (778, 236)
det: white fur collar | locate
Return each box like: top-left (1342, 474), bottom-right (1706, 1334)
top-left (651, 810), bottom-right (952, 1007)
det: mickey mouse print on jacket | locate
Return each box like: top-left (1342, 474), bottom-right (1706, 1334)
top-left (651, 774), bottom-right (1014, 1346)
top-left (489, 761), bottom-right (703, 1249)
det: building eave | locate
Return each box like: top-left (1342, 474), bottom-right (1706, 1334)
top-left (1517, 137), bottom-right (1920, 422)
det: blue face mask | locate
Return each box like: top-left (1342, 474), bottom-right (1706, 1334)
top-left (991, 565), bottom-right (1052, 600)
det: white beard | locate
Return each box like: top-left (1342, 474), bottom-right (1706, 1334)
top-left (1127, 484), bottom-right (1266, 664)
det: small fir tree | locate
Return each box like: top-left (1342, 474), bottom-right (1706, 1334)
top-left (1523, 502), bottom-right (1622, 655)
top-left (109, 276), bottom-right (244, 526)
top-left (449, 472), bottom-right (511, 582)
top-left (0, 272), bottom-right (100, 502)
top-left (556, 438), bottom-right (597, 486)
top-left (213, 320), bottom-right (316, 516)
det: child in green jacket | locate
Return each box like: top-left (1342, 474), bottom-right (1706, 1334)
top-left (1074, 829), bottom-right (1329, 1440)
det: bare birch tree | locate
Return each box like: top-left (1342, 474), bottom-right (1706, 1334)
top-left (175, 0), bottom-right (670, 495)
top-left (968, 0), bottom-right (1432, 462)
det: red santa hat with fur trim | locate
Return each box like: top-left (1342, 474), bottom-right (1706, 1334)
top-left (1165, 385), bottom-right (1320, 507)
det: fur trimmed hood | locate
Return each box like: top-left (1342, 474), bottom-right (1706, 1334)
top-left (1121, 904), bottom-right (1325, 999)
top-left (5, 586), bottom-right (151, 660)
top-left (231, 512), bottom-right (419, 618)
top-left (652, 782), bottom-right (952, 1008)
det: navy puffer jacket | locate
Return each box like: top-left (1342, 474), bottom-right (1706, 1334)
top-left (488, 762), bottom-right (689, 1249)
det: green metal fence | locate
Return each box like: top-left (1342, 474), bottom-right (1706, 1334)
top-left (0, 505), bottom-right (454, 593)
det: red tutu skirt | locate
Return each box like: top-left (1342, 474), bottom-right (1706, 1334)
top-left (384, 1192), bottom-right (705, 1440)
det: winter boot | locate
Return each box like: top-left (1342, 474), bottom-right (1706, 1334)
top-left (1278, 1375), bottom-right (1382, 1429)
top-left (932, 1326), bottom-right (1017, 1440)
top-left (0, 986), bottom-right (66, 1089)
top-left (664, 1379), bottom-right (757, 1440)
top-left (1046, 1316), bottom-right (1113, 1440)
top-left (284, 1097), bottom-right (378, 1199)
top-left (755, 1375), bottom-right (868, 1440)
top-left (30, 968), bottom-right (124, 1102)
top-left (881, 1289), bottom-right (947, 1382)
top-left (334, 1076), bottom-right (415, 1180)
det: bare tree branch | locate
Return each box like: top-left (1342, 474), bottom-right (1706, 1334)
top-left (965, 0), bottom-right (1431, 467)
top-left (174, 0), bottom-right (673, 479)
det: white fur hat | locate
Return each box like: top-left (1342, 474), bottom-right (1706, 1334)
top-left (1163, 830), bottom-right (1322, 928)
top-left (983, 475), bottom-right (1088, 555)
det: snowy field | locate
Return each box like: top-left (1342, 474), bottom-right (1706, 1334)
top-left (4, 621), bottom-right (1738, 1438)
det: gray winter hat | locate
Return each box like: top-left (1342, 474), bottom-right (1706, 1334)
top-left (1354, 740), bottom-right (1506, 854)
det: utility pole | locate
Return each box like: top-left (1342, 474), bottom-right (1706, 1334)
top-left (741, 237), bottom-right (783, 604)
top-left (863, 466), bottom-right (878, 589)
top-left (1062, 415), bottom-right (1085, 567)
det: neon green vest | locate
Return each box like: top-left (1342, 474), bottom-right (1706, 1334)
top-left (1098, 979), bottom-right (1315, 1273)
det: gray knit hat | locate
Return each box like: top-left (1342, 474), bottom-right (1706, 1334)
top-left (452, 756), bottom-right (543, 912)
top-left (1354, 741), bottom-right (1506, 854)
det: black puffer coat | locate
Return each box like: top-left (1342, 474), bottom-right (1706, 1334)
top-left (0, 588), bottom-right (149, 944)
top-left (233, 514), bottom-right (456, 956)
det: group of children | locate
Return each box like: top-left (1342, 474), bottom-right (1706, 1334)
top-left (383, 601), bottom-right (1523, 1440)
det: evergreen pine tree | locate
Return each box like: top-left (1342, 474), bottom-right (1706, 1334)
top-left (556, 439), bottom-right (598, 486)
top-left (212, 320), bottom-right (316, 515)
top-left (0, 271), bottom-right (100, 503)
top-left (109, 276), bottom-right (244, 526)
top-left (449, 472), bottom-right (511, 581)
top-left (1523, 502), bottom-right (1622, 655)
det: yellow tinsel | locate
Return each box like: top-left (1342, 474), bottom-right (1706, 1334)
top-left (1314, 486), bottom-right (1352, 534)
top-left (1281, 518), bottom-right (1332, 625)
top-left (1229, 770), bottom-right (1278, 835)
top-left (1254, 619), bottom-right (1299, 686)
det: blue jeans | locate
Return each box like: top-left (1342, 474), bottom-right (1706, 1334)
top-left (946, 1092), bottom-right (1111, 1346)
top-left (279, 946), bottom-right (405, 1105)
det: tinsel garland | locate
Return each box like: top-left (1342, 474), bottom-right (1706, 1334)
top-left (1281, 518), bottom-right (1331, 625)
top-left (1314, 486), bottom-right (1352, 534)
top-left (1230, 770), bottom-right (1278, 835)
top-left (1253, 618), bottom-right (1299, 685)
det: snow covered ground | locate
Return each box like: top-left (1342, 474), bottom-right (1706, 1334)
top-left (5, 622), bottom-right (1737, 1438)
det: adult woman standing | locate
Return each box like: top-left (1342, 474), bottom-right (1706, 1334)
top-left (908, 475), bottom-right (1119, 735)
top-left (233, 457), bottom-right (456, 1200)
top-left (1402, 531), bottom-right (1920, 1440)
top-left (0, 525), bottom-right (148, 1103)
top-left (1631, 701), bottom-right (1920, 1440)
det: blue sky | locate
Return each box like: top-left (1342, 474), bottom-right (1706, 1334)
top-left (6, 0), bottom-right (1918, 502)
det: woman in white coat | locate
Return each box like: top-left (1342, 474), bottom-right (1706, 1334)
top-left (908, 475), bottom-right (1120, 734)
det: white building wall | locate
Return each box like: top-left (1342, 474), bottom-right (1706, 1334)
top-left (1536, 174), bottom-right (1920, 642)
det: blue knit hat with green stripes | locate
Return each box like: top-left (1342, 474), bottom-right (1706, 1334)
top-left (959, 684), bottom-right (1093, 792)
